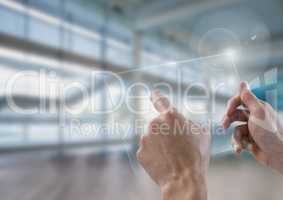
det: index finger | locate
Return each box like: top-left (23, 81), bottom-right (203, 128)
top-left (239, 82), bottom-right (260, 112)
top-left (150, 91), bottom-right (173, 114)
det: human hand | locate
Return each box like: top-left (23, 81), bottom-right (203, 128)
top-left (222, 82), bottom-right (283, 174)
top-left (137, 91), bottom-right (210, 200)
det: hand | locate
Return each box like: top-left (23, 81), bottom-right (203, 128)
top-left (137, 91), bottom-right (210, 200)
top-left (222, 82), bottom-right (283, 174)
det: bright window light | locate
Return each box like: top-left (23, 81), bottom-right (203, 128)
top-left (224, 48), bottom-right (238, 62)
top-left (0, 0), bottom-right (130, 51)
top-left (0, 46), bottom-right (91, 76)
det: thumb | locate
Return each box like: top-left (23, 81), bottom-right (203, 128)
top-left (239, 82), bottom-right (259, 112)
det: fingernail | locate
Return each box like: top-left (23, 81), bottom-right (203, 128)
top-left (240, 81), bottom-right (250, 90)
top-left (232, 143), bottom-right (242, 154)
top-left (233, 144), bottom-right (239, 151)
top-left (247, 143), bottom-right (253, 151)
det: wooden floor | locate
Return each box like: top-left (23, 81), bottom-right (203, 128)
top-left (0, 151), bottom-right (282, 200)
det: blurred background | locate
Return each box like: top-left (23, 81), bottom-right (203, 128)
top-left (0, 0), bottom-right (283, 199)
